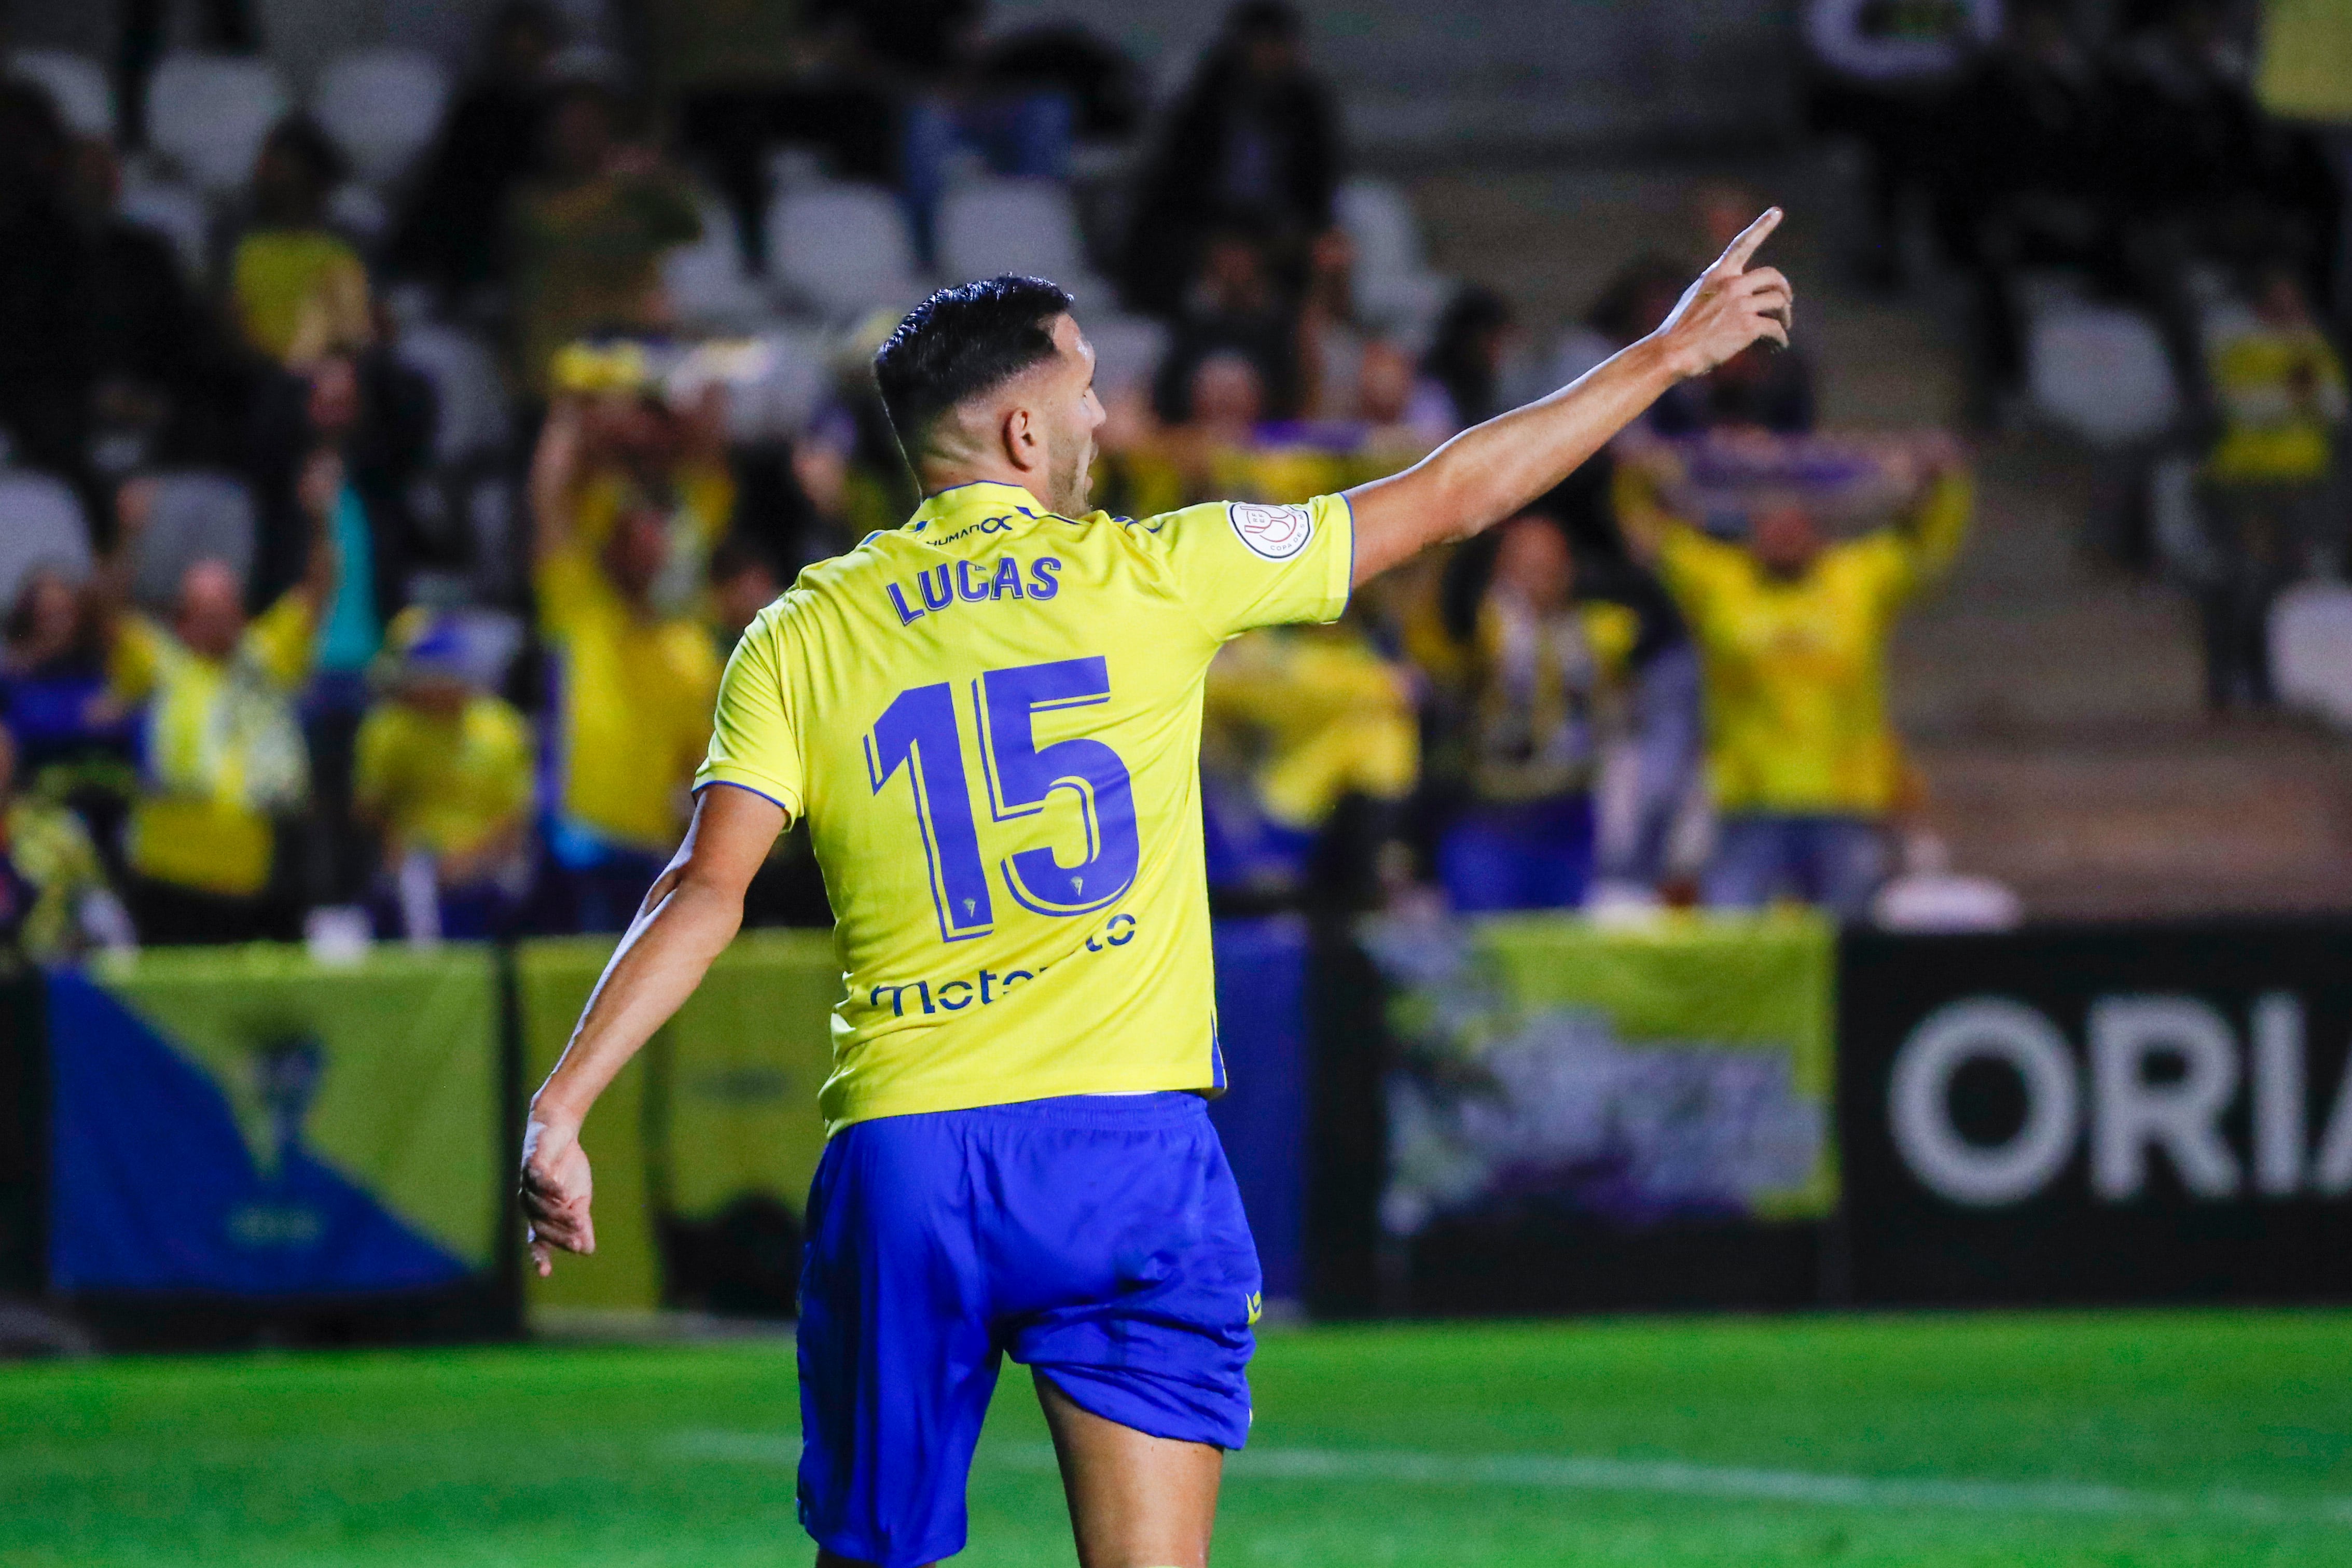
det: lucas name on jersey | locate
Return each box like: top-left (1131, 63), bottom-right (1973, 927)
top-left (886, 554), bottom-right (1063, 626)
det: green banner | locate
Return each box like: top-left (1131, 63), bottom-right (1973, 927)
top-left (1365, 911), bottom-right (1837, 1236)
top-left (515, 931), bottom-right (838, 1320)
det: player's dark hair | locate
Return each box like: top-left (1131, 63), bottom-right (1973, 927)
top-left (871, 275), bottom-right (1076, 451)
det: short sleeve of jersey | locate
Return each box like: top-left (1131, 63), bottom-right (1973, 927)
top-left (695, 607), bottom-right (805, 823)
top-left (1155, 492), bottom-right (1353, 643)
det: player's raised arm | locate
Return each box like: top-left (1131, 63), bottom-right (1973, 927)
top-left (518, 783), bottom-right (784, 1274)
top-left (1345, 207), bottom-right (1793, 586)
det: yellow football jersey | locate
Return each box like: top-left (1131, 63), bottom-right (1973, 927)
top-left (698, 479), bottom-right (1353, 1133)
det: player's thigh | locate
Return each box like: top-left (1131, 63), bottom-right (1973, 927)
top-left (1034, 1369), bottom-right (1221, 1568)
top-left (797, 1116), bottom-right (1001, 1567)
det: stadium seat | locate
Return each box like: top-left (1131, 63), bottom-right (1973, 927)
top-left (1080, 311), bottom-right (1169, 399)
top-left (311, 48), bottom-right (449, 190)
top-left (662, 197), bottom-right (772, 332)
top-left (128, 470), bottom-right (256, 612)
top-left (146, 53), bottom-right (290, 194)
top-left (9, 48), bottom-right (114, 139)
top-left (116, 176), bottom-right (212, 284)
top-left (2024, 299), bottom-right (2180, 448)
top-left (766, 182), bottom-right (924, 320)
top-left (0, 470), bottom-right (94, 615)
top-left (393, 323), bottom-right (510, 466)
top-left (2271, 581), bottom-right (2352, 731)
top-left (722, 325), bottom-right (832, 445)
top-left (1337, 176), bottom-right (1451, 337)
top-left (936, 177), bottom-right (1110, 306)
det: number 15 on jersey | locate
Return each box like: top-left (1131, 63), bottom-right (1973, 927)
top-left (865, 655), bottom-right (1141, 945)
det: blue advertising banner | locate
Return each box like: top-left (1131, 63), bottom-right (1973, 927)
top-left (48, 947), bottom-right (502, 1297)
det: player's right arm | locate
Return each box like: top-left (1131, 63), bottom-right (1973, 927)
top-left (1346, 208), bottom-right (1793, 585)
top-left (519, 782), bottom-right (784, 1273)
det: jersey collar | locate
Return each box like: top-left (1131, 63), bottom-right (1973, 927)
top-left (906, 480), bottom-right (1049, 532)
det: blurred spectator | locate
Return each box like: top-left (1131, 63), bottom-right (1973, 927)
top-left (230, 117), bottom-right (371, 367)
top-left (544, 342), bottom-right (737, 606)
top-left (93, 463), bottom-right (334, 944)
top-left (1619, 446), bottom-right (1973, 919)
top-left (1653, 341), bottom-right (1819, 438)
top-left (708, 533), bottom-right (784, 653)
top-left (529, 397), bottom-right (723, 931)
top-left (3, 565), bottom-right (131, 778)
top-left (507, 77), bottom-right (702, 398)
top-left (1156, 228), bottom-right (1302, 422)
top-left (1804, 0), bottom-right (1999, 287)
top-left (245, 350), bottom-right (440, 903)
top-left (851, 0), bottom-right (1077, 260)
top-left (62, 136), bottom-right (228, 483)
top-left (353, 609), bottom-right (535, 941)
top-left (1123, 1), bottom-right (1341, 315)
top-left (0, 726), bottom-right (130, 961)
top-left (1938, 0), bottom-right (2123, 418)
top-left (0, 83), bottom-right (96, 499)
top-left (2108, 0), bottom-right (2263, 224)
top-left (2194, 262), bottom-right (2347, 709)
top-left (1419, 285), bottom-right (1518, 434)
top-left (662, 0), bottom-right (897, 270)
top-left (1203, 618), bottom-right (1418, 904)
top-left (389, 1), bottom-right (563, 308)
top-left (1296, 228), bottom-right (1371, 421)
top-left (1437, 514), bottom-right (1638, 912)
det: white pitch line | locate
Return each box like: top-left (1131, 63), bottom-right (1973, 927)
top-left (669, 1431), bottom-right (2352, 1529)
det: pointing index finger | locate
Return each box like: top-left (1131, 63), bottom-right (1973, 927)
top-left (1716, 207), bottom-right (1783, 274)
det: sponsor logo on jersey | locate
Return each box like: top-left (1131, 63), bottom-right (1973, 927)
top-left (1228, 502), bottom-right (1313, 561)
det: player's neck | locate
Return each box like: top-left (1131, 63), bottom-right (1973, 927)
top-left (918, 465), bottom-right (1053, 514)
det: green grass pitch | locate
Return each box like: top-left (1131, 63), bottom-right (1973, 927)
top-left (5, 1310), bottom-right (2348, 1565)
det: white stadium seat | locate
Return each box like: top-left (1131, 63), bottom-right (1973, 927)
top-left (767, 182), bottom-right (924, 320)
top-left (662, 198), bottom-right (772, 332)
top-left (311, 48), bottom-right (450, 189)
top-left (2272, 581), bottom-right (2352, 731)
top-left (392, 323), bottom-right (510, 466)
top-left (0, 470), bottom-right (95, 616)
top-left (2025, 301), bottom-right (2180, 448)
top-left (146, 53), bottom-right (290, 195)
top-left (1080, 312), bottom-right (1170, 399)
top-left (936, 178), bottom-right (1105, 303)
top-left (1337, 176), bottom-right (1451, 336)
top-left (117, 177), bottom-right (213, 284)
top-left (723, 326), bottom-right (833, 445)
top-left (10, 48), bottom-right (114, 139)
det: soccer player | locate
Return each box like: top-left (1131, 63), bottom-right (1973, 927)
top-left (520, 210), bottom-right (1794, 1567)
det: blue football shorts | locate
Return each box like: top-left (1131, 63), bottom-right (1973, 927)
top-left (795, 1091), bottom-right (1261, 1567)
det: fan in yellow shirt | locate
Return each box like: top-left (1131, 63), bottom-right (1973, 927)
top-left (1618, 442), bottom-right (1971, 915)
top-left (530, 397), bottom-right (724, 931)
top-left (354, 609), bottom-right (536, 939)
top-left (1202, 616), bottom-right (1418, 897)
top-left (1439, 512), bottom-right (1640, 912)
top-left (96, 461), bottom-right (338, 943)
top-left (229, 118), bottom-right (372, 365)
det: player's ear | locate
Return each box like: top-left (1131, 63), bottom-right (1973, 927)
top-left (1002, 403), bottom-right (1042, 474)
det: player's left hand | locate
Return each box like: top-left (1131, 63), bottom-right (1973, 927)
top-left (520, 1112), bottom-right (596, 1276)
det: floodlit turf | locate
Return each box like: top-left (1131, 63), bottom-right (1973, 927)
top-left (3, 1311), bottom-right (2348, 1566)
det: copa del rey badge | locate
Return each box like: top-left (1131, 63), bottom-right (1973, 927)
top-left (1227, 501), bottom-right (1313, 561)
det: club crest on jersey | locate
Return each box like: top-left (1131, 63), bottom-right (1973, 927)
top-left (1227, 502), bottom-right (1312, 561)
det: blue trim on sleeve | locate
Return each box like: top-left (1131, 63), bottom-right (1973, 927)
top-left (1337, 491), bottom-right (1358, 616)
top-left (693, 778), bottom-right (796, 817)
